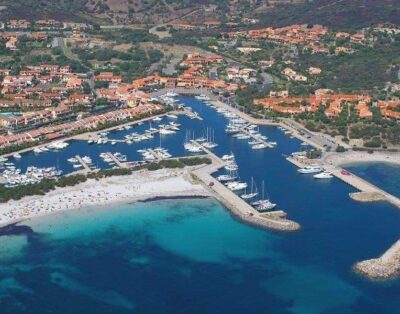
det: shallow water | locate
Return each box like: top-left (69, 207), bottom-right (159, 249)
top-left (1, 96), bottom-right (400, 313)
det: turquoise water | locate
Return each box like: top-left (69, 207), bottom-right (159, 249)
top-left (1, 96), bottom-right (400, 313)
top-left (0, 198), bottom-right (399, 313)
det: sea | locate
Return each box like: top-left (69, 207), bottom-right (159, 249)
top-left (0, 96), bottom-right (399, 313)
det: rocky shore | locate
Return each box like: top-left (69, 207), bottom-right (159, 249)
top-left (354, 240), bottom-right (400, 280)
top-left (349, 192), bottom-right (387, 202)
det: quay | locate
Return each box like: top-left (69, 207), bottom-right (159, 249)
top-left (286, 154), bottom-right (400, 209)
top-left (190, 140), bottom-right (301, 231)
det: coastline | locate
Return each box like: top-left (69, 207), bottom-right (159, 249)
top-left (0, 168), bottom-right (209, 228)
top-left (323, 151), bottom-right (400, 168)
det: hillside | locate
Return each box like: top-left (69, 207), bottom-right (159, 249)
top-left (0, 0), bottom-right (399, 30)
top-left (0, 0), bottom-right (302, 24)
top-left (256, 0), bottom-right (400, 30)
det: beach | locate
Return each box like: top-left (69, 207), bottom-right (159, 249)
top-left (0, 168), bottom-right (209, 228)
top-left (323, 150), bottom-right (400, 167)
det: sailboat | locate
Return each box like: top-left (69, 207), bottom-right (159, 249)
top-left (203, 128), bottom-right (218, 148)
top-left (241, 177), bottom-right (258, 200)
top-left (251, 180), bottom-right (276, 211)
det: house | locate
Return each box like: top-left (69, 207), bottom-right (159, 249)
top-left (66, 76), bottom-right (83, 90)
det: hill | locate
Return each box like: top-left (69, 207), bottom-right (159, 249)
top-left (256, 0), bottom-right (400, 30)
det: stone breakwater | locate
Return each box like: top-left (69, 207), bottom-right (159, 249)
top-left (349, 192), bottom-right (387, 203)
top-left (354, 240), bottom-right (400, 280)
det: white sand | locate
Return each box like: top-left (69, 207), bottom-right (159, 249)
top-left (0, 168), bottom-right (208, 227)
top-left (323, 150), bottom-right (400, 167)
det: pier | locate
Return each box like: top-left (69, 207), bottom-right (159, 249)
top-left (190, 140), bottom-right (300, 231)
top-left (75, 155), bottom-right (92, 172)
top-left (241, 124), bottom-right (275, 148)
top-left (105, 153), bottom-right (128, 168)
top-left (287, 154), bottom-right (400, 209)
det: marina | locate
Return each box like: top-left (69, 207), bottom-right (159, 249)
top-left (1, 94), bottom-right (400, 312)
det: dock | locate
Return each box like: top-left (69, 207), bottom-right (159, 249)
top-left (287, 154), bottom-right (400, 209)
top-left (75, 155), bottom-right (92, 172)
top-left (241, 124), bottom-right (275, 148)
top-left (105, 153), bottom-right (128, 168)
top-left (190, 140), bottom-right (300, 231)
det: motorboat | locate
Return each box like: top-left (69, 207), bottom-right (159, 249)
top-left (226, 181), bottom-right (248, 191)
top-left (222, 153), bottom-right (235, 161)
top-left (314, 171), bottom-right (333, 179)
top-left (12, 153), bottom-right (22, 159)
top-left (251, 143), bottom-right (267, 150)
top-left (166, 113), bottom-right (178, 119)
top-left (298, 166), bottom-right (323, 174)
top-left (217, 174), bottom-right (237, 182)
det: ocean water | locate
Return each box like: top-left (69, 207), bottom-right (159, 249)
top-left (1, 96), bottom-right (400, 313)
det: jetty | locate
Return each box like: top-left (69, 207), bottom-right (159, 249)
top-left (241, 123), bottom-right (275, 148)
top-left (191, 140), bottom-right (300, 231)
top-left (75, 155), bottom-right (92, 172)
top-left (105, 153), bottom-right (128, 168)
top-left (354, 240), bottom-right (400, 280)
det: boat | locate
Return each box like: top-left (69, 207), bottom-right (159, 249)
top-left (73, 164), bottom-right (82, 169)
top-left (298, 166), bottom-right (323, 174)
top-left (226, 181), bottom-right (248, 191)
top-left (153, 116), bottom-right (162, 122)
top-left (0, 157), bottom-right (8, 162)
top-left (222, 153), bottom-right (235, 161)
top-left (236, 133), bottom-right (251, 140)
top-left (67, 157), bottom-right (78, 163)
top-left (257, 200), bottom-right (277, 212)
top-left (111, 141), bottom-right (117, 146)
top-left (241, 177), bottom-right (258, 200)
top-left (33, 147), bottom-right (42, 154)
top-left (88, 140), bottom-right (94, 145)
top-left (252, 181), bottom-right (276, 212)
top-left (12, 153), bottom-right (22, 159)
top-left (224, 160), bottom-right (239, 171)
top-left (251, 143), bottom-right (267, 150)
top-left (217, 174), bottom-right (237, 182)
top-left (314, 171), bottom-right (333, 179)
top-left (166, 113), bottom-right (178, 119)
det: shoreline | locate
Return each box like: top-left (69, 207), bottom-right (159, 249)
top-left (0, 168), bottom-right (209, 229)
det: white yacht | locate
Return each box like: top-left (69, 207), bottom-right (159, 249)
top-left (13, 153), bottom-right (22, 159)
top-left (314, 171), bottom-right (333, 179)
top-left (217, 174), bottom-right (237, 182)
top-left (256, 200), bottom-right (277, 212)
top-left (226, 181), bottom-right (248, 191)
top-left (222, 153), bottom-right (235, 161)
top-left (251, 143), bottom-right (267, 150)
top-left (298, 166), bottom-right (323, 174)
top-left (166, 113), bottom-right (178, 119)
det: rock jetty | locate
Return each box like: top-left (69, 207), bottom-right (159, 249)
top-left (354, 240), bottom-right (400, 280)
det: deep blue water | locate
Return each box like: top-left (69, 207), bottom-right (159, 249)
top-left (346, 162), bottom-right (400, 198)
top-left (0, 96), bottom-right (400, 313)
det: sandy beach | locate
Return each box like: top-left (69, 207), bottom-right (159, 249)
top-left (323, 150), bottom-right (400, 167)
top-left (0, 168), bottom-right (209, 228)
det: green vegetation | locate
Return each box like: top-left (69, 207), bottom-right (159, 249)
top-left (256, 0), bottom-right (400, 31)
top-left (0, 157), bottom-right (211, 202)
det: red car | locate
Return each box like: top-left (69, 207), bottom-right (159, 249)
top-left (341, 170), bottom-right (351, 176)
